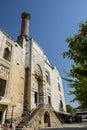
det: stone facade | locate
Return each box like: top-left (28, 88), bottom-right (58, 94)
top-left (0, 13), bottom-right (66, 129)
top-left (25, 39), bottom-right (66, 113)
top-left (0, 30), bottom-right (25, 120)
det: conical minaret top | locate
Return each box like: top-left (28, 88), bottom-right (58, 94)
top-left (17, 12), bottom-right (31, 47)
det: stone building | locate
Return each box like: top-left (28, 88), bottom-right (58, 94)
top-left (0, 12), bottom-right (66, 129)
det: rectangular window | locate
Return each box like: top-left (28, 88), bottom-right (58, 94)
top-left (48, 96), bottom-right (51, 105)
top-left (0, 78), bottom-right (6, 96)
top-left (58, 83), bottom-right (61, 91)
top-left (60, 100), bottom-right (63, 108)
top-left (46, 71), bottom-right (50, 84)
top-left (35, 92), bottom-right (37, 104)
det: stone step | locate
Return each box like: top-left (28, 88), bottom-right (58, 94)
top-left (19, 121), bottom-right (28, 124)
top-left (16, 126), bottom-right (23, 128)
top-left (16, 125), bottom-right (26, 130)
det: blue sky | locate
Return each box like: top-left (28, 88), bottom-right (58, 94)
top-left (0, 0), bottom-right (87, 108)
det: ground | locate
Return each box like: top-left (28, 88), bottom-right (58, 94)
top-left (40, 119), bottom-right (87, 130)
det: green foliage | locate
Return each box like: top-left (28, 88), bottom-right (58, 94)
top-left (1, 105), bottom-right (7, 112)
top-left (66, 104), bottom-right (76, 114)
top-left (63, 21), bottom-right (87, 109)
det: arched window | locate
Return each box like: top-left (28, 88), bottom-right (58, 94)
top-left (3, 48), bottom-right (11, 61)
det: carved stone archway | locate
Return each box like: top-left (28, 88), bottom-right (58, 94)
top-left (34, 64), bottom-right (43, 79)
top-left (34, 64), bottom-right (43, 105)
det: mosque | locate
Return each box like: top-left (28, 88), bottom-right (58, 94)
top-left (0, 12), bottom-right (66, 129)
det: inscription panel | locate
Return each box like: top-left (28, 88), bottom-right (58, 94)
top-left (0, 64), bottom-right (9, 78)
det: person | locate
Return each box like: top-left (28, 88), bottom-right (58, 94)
top-left (10, 121), bottom-right (15, 130)
top-left (3, 124), bottom-right (8, 130)
top-left (3, 120), bottom-right (9, 130)
top-left (79, 116), bottom-right (82, 122)
top-left (11, 121), bottom-right (15, 130)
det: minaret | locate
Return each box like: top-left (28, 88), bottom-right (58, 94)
top-left (17, 12), bottom-right (31, 47)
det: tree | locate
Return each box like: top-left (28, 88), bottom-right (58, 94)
top-left (66, 104), bottom-right (76, 114)
top-left (63, 21), bottom-right (87, 110)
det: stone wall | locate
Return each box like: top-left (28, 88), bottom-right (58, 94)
top-left (0, 28), bottom-right (66, 127)
top-left (0, 30), bottom-right (25, 119)
top-left (27, 107), bottom-right (61, 129)
top-left (26, 38), bottom-right (66, 113)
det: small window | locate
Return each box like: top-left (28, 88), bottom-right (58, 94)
top-left (60, 100), bottom-right (63, 108)
top-left (46, 71), bottom-right (50, 84)
top-left (3, 48), bottom-right (11, 61)
top-left (58, 83), bottom-right (61, 91)
top-left (48, 96), bottom-right (51, 105)
top-left (35, 92), bottom-right (37, 104)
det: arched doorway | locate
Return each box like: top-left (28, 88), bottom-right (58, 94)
top-left (44, 111), bottom-right (50, 127)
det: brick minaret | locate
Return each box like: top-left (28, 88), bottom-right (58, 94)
top-left (17, 12), bottom-right (31, 47)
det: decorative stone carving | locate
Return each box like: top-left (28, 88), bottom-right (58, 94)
top-left (0, 64), bottom-right (9, 78)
